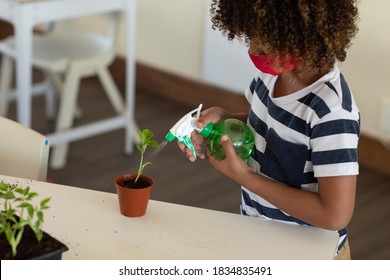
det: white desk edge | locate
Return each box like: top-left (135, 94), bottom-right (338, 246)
top-left (0, 175), bottom-right (339, 260)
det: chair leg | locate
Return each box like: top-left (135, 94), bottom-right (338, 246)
top-left (42, 72), bottom-right (56, 120)
top-left (50, 65), bottom-right (81, 169)
top-left (0, 55), bottom-right (13, 116)
top-left (97, 67), bottom-right (141, 146)
top-left (97, 66), bottom-right (125, 114)
top-left (46, 71), bottom-right (83, 119)
top-left (130, 118), bottom-right (141, 144)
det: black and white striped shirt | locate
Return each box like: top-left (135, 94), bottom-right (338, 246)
top-left (241, 65), bottom-right (360, 253)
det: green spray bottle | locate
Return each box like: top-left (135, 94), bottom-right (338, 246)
top-left (166, 104), bottom-right (255, 161)
top-left (195, 118), bottom-right (255, 160)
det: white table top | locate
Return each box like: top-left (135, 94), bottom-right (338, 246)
top-left (0, 175), bottom-right (339, 259)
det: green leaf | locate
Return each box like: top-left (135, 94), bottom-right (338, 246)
top-left (146, 139), bottom-right (160, 149)
top-left (19, 202), bottom-right (34, 217)
top-left (142, 162), bottom-right (152, 168)
top-left (0, 191), bottom-right (15, 200)
top-left (17, 187), bottom-right (29, 196)
top-left (7, 210), bottom-right (17, 221)
top-left (0, 182), bottom-right (49, 256)
top-left (0, 182), bottom-right (10, 191)
top-left (40, 197), bottom-right (51, 209)
top-left (37, 211), bottom-right (44, 222)
top-left (138, 130), bottom-right (147, 144)
top-left (27, 192), bottom-right (38, 200)
top-left (27, 205), bottom-right (34, 218)
top-left (143, 129), bottom-right (153, 140)
top-left (132, 128), bottom-right (159, 181)
top-left (18, 202), bottom-right (32, 208)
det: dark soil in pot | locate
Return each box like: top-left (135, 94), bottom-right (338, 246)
top-left (117, 177), bottom-right (151, 189)
top-left (0, 226), bottom-right (68, 260)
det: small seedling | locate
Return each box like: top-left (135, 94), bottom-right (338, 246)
top-left (135, 129), bottom-right (160, 182)
top-left (0, 182), bottom-right (50, 256)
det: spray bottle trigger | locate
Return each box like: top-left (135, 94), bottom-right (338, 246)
top-left (180, 136), bottom-right (197, 160)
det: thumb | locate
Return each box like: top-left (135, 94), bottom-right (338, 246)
top-left (195, 119), bottom-right (205, 130)
top-left (220, 135), bottom-right (237, 159)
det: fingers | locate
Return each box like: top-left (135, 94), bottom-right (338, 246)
top-left (195, 149), bottom-right (205, 160)
top-left (197, 107), bottom-right (225, 128)
top-left (220, 135), bottom-right (236, 159)
top-left (177, 142), bottom-right (203, 162)
top-left (206, 135), bottom-right (237, 162)
top-left (178, 142), bottom-right (186, 152)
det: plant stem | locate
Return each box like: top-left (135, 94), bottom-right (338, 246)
top-left (135, 146), bottom-right (145, 182)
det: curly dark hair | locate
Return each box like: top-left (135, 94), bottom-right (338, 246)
top-left (210, 0), bottom-right (359, 73)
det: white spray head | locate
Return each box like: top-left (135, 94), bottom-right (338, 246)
top-left (165, 104), bottom-right (203, 159)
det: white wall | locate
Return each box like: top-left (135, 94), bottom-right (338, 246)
top-left (202, 0), bottom-right (256, 93)
top-left (117, 0), bottom-right (206, 80)
top-left (116, 0), bottom-right (390, 143)
top-left (340, 0), bottom-right (390, 142)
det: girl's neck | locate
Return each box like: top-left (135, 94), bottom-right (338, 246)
top-left (273, 70), bottom-right (325, 98)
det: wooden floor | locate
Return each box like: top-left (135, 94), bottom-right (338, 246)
top-left (5, 74), bottom-right (390, 260)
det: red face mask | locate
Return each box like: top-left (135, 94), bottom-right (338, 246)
top-left (248, 52), bottom-right (297, 75)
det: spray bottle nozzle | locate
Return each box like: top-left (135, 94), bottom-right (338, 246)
top-left (165, 104), bottom-right (203, 159)
top-left (165, 131), bottom-right (176, 142)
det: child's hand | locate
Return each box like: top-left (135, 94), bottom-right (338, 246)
top-left (178, 131), bottom-right (205, 162)
top-left (195, 106), bottom-right (226, 130)
top-left (207, 135), bottom-right (253, 185)
top-left (178, 107), bottom-right (226, 162)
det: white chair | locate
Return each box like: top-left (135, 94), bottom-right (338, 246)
top-left (0, 12), bottom-right (135, 169)
top-left (0, 116), bottom-right (49, 181)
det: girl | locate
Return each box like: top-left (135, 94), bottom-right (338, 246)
top-left (179, 0), bottom-right (360, 259)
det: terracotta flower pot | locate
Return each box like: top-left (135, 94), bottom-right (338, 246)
top-left (115, 174), bottom-right (153, 217)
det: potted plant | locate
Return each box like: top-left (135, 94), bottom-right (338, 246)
top-left (0, 181), bottom-right (68, 259)
top-left (115, 129), bottom-right (160, 217)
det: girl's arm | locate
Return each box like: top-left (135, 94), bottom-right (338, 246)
top-left (208, 135), bottom-right (356, 231)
